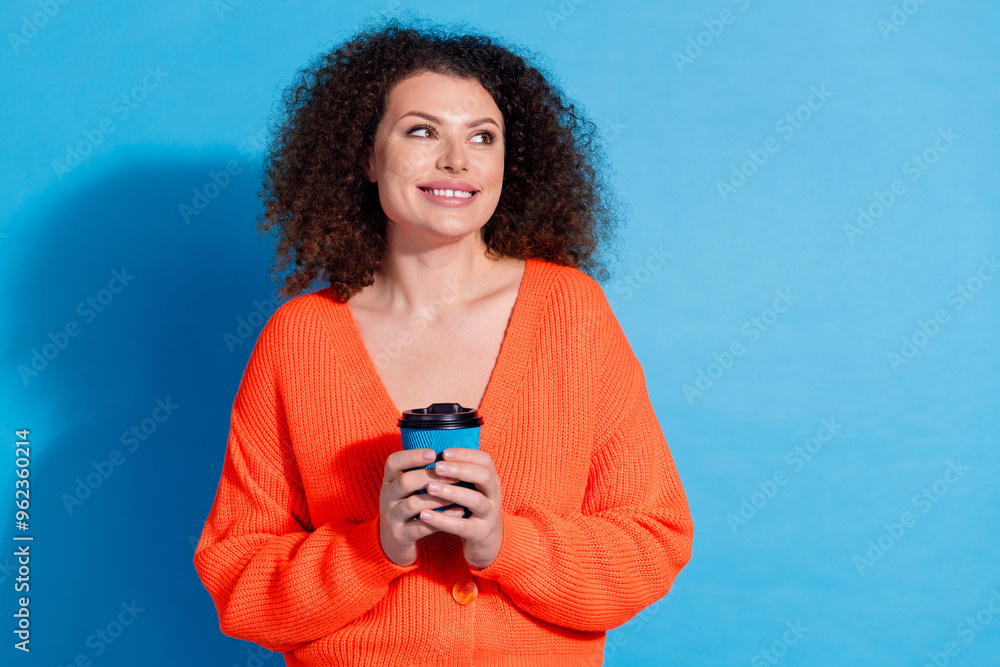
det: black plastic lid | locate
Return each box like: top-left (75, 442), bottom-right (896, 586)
top-left (398, 403), bottom-right (484, 429)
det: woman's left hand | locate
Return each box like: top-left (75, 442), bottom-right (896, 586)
top-left (420, 448), bottom-right (503, 569)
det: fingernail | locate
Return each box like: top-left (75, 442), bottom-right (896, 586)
top-left (428, 482), bottom-right (441, 493)
top-left (420, 510), bottom-right (432, 520)
top-left (421, 450), bottom-right (435, 461)
top-left (443, 450), bottom-right (457, 459)
top-left (436, 462), bottom-right (450, 473)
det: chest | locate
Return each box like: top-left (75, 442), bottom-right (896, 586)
top-left (350, 297), bottom-right (517, 413)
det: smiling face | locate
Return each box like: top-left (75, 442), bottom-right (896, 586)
top-left (363, 70), bottom-right (505, 247)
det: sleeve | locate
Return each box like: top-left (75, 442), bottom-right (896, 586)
top-left (468, 300), bottom-right (694, 632)
top-left (193, 304), bottom-right (419, 651)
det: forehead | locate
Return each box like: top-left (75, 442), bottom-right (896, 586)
top-left (384, 71), bottom-right (503, 128)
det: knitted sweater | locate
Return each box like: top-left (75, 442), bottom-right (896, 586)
top-left (194, 257), bottom-right (694, 667)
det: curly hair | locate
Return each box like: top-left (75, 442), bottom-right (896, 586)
top-left (256, 14), bottom-right (625, 302)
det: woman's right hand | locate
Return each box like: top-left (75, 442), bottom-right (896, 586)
top-left (379, 449), bottom-right (466, 567)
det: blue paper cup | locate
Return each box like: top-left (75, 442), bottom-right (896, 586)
top-left (399, 403), bottom-right (483, 516)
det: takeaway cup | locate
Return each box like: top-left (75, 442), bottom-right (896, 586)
top-left (399, 403), bottom-right (483, 516)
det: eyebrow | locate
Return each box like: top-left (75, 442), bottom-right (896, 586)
top-left (399, 111), bottom-right (501, 131)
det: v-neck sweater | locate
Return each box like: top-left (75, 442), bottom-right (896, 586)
top-left (194, 257), bottom-right (694, 666)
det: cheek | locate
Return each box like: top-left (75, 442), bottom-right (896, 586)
top-left (487, 162), bottom-right (505, 192)
top-left (386, 144), bottom-right (431, 182)
top-left (473, 154), bottom-right (504, 186)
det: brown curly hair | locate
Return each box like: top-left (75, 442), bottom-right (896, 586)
top-left (256, 14), bottom-right (625, 302)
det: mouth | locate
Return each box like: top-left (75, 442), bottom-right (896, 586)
top-left (416, 185), bottom-right (480, 207)
top-left (417, 186), bottom-right (478, 200)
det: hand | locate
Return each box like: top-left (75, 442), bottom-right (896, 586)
top-left (379, 449), bottom-right (468, 567)
top-left (418, 448), bottom-right (504, 570)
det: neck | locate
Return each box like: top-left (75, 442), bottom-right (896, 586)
top-left (364, 229), bottom-right (504, 313)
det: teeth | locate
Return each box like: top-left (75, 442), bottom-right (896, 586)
top-left (422, 188), bottom-right (474, 199)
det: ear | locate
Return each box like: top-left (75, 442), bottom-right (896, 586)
top-left (362, 146), bottom-right (376, 183)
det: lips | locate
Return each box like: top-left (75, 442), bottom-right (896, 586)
top-left (416, 184), bottom-right (480, 207)
top-left (416, 179), bottom-right (478, 193)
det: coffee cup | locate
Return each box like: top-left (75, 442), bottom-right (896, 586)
top-left (399, 403), bottom-right (482, 517)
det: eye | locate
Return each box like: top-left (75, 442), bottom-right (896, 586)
top-left (407, 124), bottom-right (435, 138)
top-left (471, 130), bottom-right (498, 144)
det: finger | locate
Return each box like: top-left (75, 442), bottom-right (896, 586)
top-left (426, 481), bottom-right (488, 517)
top-left (384, 449), bottom-right (436, 485)
top-left (442, 448), bottom-right (497, 471)
top-left (393, 489), bottom-right (464, 523)
top-left (408, 468), bottom-right (460, 493)
top-left (433, 460), bottom-right (496, 498)
top-left (386, 473), bottom-right (460, 512)
top-left (401, 508), bottom-right (457, 532)
top-left (426, 467), bottom-right (461, 484)
top-left (387, 463), bottom-right (444, 502)
top-left (394, 495), bottom-right (445, 532)
top-left (399, 515), bottom-right (441, 538)
top-left (417, 507), bottom-right (467, 534)
top-left (389, 493), bottom-right (435, 524)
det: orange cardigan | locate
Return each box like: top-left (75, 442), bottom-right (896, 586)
top-left (194, 257), bottom-right (693, 666)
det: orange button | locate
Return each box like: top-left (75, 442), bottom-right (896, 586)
top-left (452, 578), bottom-right (478, 605)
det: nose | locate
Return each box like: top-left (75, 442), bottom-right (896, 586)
top-left (436, 133), bottom-right (468, 173)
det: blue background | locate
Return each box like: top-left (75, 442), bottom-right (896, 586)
top-left (1, 1), bottom-right (997, 665)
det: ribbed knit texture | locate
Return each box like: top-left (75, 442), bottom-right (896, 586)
top-left (194, 257), bottom-right (694, 666)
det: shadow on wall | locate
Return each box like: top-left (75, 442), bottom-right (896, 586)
top-left (3, 149), bottom-right (294, 664)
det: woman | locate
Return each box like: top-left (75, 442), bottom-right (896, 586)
top-left (194, 17), bottom-right (693, 666)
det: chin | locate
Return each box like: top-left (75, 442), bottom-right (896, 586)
top-left (386, 216), bottom-right (484, 243)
